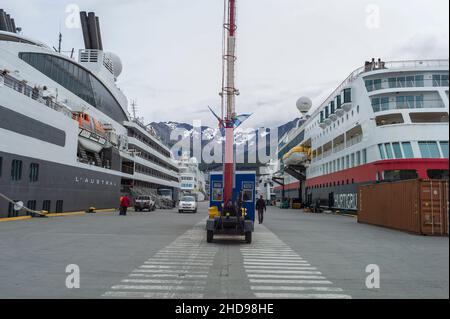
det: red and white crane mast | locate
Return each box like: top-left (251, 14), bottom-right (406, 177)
top-left (222, 0), bottom-right (238, 204)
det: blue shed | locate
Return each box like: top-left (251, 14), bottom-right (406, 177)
top-left (209, 171), bottom-right (256, 222)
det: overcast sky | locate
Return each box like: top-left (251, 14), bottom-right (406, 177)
top-left (4, 0), bottom-right (449, 128)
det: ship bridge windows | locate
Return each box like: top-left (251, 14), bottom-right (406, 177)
top-left (375, 113), bottom-right (404, 126)
top-left (384, 143), bottom-right (394, 159)
top-left (419, 141), bottom-right (441, 158)
top-left (402, 142), bottom-right (414, 158)
top-left (433, 74), bottom-right (449, 87)
top-left (379, 142), bottom-right (416, 160)
top-left (366, 73), bottom-right (449, 92)
top-left (440, 142), bottom-right (449, 158)
top-left (371, 93), bottom-right (444, 112)
top-left (392, 143), bottom-right (403, 159)
top-left (378, 144), bottom-right (386, 160)
top-left (18, 52), bottom-right (128, 124)
top-left (409, 112), bottom-right (449, 124)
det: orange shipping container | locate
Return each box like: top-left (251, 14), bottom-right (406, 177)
top-left (358, 179), bottom-right (449, 236)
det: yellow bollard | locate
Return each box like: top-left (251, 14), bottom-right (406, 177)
top-left (208, 206), bottom-right (219, 219)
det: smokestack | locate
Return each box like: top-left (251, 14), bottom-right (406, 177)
top-left (80, 11), bottom-right (92, 49)
top-left (0, 9), bottom-right (8, 32)
top-left (5, 14), bottom-right (13, 32)
top-left (95, 16), bottom-right (103, 51)
top-left (87, 12), bottom-right (99, 50)
top-left (10, 18), bottom-right (16, 33)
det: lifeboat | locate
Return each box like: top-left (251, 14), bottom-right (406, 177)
top-left (72, 112), bottom-right (108, 153)
top-left (283, 146), bottom-right (311, 166)
top-left (335, 108), bottom-right (345, 117)
top-left (342, 103), bottom-right (352, 112)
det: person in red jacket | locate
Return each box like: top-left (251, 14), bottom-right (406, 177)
top-left (119, 195), bottom-right (130, 215)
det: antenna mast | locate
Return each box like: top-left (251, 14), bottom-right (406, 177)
top-left (130, 100), bottom-right (138, 119)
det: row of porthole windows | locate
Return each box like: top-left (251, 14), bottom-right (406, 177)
top-left (0, 158), bottom-right (39, 182)
top-left (310, 179), bottom-right (356, 189)
top-left (7, 200), bottom-right (63, 217)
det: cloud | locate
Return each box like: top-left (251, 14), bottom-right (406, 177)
top-left (389, 31), bottom-right (449, 60)
top-left (4, 0), bottom-right (449, 129)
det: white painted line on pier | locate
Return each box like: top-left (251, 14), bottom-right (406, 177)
top-left (103, 219), bottom-right (217, 299)
top-left (139, 265), bottom-right (211, 270)
top-left (103, 291), bottom-right (204, 299)
top-left (132, 269), bottom-right (207, 274)
top-left (144, 261), bottom-right (214, 266)
top-left (121, 279), bottom-right (207, 285)
top-left (241, 224), bottom-right (351, 299)
top-left (129, 273), bottom-right (208, 279)
top-left (111, 285), bottom-right (205, 291)
top-left (244, 260), bottom-right (309, 264)
top-left (244, 265), bottom-right (317, 270)
top-left (249, 279), bottom-right (332, 285)
top-left (248, 274), bottom-right (327, 279)
top-left (254, 293), bottom-right (352, 299)
top-left (248, 270), bottom-right (322, 274)
top-left (251, 286), bottom-right (343, 292)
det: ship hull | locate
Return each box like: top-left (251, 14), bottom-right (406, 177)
top-left (0, 150), bottom-right (121, 218)
top-left (275, 159), bottom-right (449, 211)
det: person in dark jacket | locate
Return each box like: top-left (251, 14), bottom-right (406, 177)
top-left (256, 195), bottom-right (266, 224)
top-left (119, 195), bottom-right (130, 215)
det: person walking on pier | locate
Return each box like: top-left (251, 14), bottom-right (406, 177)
top-left (256, 195), bottom-right (266, 224)
top-left (119, 195), bottom-right (130, 216)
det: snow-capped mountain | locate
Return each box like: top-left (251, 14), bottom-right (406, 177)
top-left (150, 119), bottom-right (300, 171)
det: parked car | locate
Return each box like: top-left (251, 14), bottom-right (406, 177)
top-left (134, 195), bottom-right (156, 212)
top-left (178, 196), bottom-right (198, 214)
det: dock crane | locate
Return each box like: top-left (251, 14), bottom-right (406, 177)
top-left (206, 0), bottom-right (255, 244)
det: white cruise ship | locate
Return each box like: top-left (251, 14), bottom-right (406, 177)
top-left (0, 9), bottom-right (179, 217)
top-left (277, 59), bottom-right (449, 211)
top-left (177, 154), bottom-right (206, 201)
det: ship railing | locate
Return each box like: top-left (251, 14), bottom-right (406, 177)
top-left (346, 135), bottom-right (363, 148)
top-left (366, 79), bottom-right (450, 92)
top-left (372, 99), bottom-right (446, 113)
top-left (322, 149), bottom-right (332, 158)
top-left (0, 70), bottom-right (72, 118)
top-left (333, 143), bottom-right (345, 153)
top-left (131, 117), bottom-right (163, 142)
top-left (315, 59), bottom-right (449, 115)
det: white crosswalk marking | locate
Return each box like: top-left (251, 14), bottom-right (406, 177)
top-left (103, 220), bottom-right (216, 299)
top-left (241, 224), bottom-right (351, 299)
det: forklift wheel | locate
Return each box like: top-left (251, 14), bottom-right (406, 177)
top-left (207, 230), bottom-right (214, 243)
top-left (245, 231), bottom-right (252, 244)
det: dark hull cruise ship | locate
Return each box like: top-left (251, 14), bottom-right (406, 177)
top-left (0, 10), bottom-right (180, 218)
